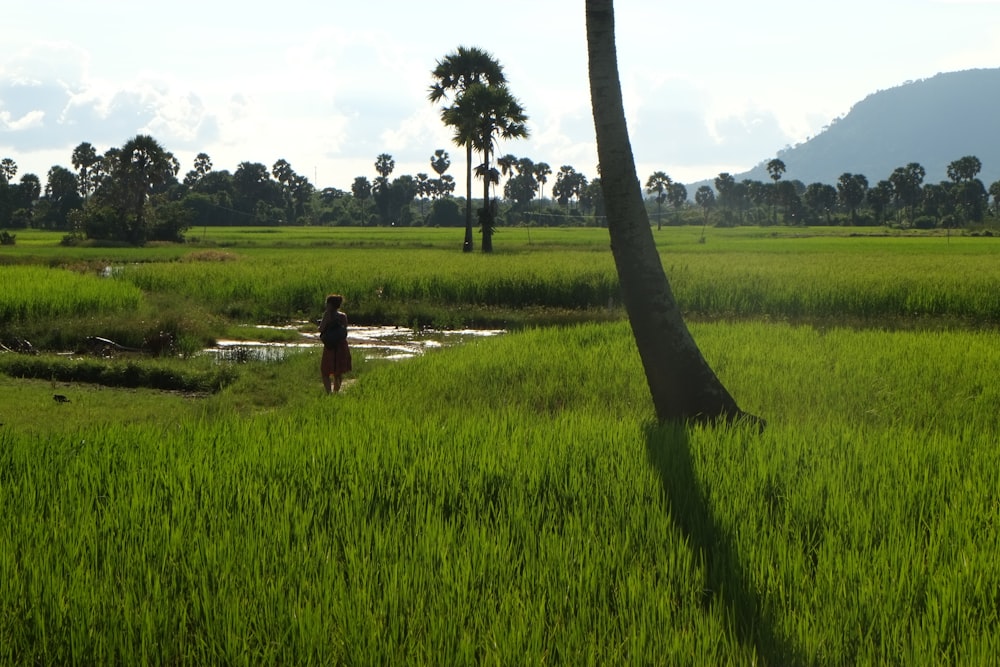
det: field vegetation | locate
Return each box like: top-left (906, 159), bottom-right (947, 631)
top-left (1, 225), bottom-right (999, 665)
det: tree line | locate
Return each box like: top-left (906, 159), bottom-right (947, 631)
top-left (0, 137), bottom-right (604, 247)
top-left (3, 46), bottom-right (999, 247)
top-left (0, 46), bottom-right (533, 249)
top-left (657, 155), bottom-right (1000, 231)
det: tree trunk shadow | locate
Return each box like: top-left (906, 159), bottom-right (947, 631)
top-left (644, 421), bottom-right (803, 666)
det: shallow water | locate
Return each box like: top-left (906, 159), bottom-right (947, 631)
top-left (206, 324), bottom-right (505, 363)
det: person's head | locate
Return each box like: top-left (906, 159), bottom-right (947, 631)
top-left (326, 294), bottom-right (343, 311)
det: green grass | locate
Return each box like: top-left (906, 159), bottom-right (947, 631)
top-left (2, 321), bottom-right (999, 664)
top-left (6, 227), bottom-right (1000, 331)
top-left (0, 265), bottom-right (144, 325)
top-left (2, 226), bottom-right (1000, 664)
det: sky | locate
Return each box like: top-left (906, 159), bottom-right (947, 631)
top-left (3, 0), bottom-right (999, 192)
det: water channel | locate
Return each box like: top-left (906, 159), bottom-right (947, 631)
top-left (206, 324), bottom-right (505, 363)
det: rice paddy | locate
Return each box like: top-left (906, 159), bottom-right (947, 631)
top-left (1, 225), bottom-right (999, 665)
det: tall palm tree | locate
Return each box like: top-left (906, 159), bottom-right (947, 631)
top-left (442, 82), bottom-right (528, 252)
top-left (645, 171), bottom-right (672, 230)
top-left (586, 0), bottom-right (756, 424)
top-left (429, 46), bottom-right (507, 252)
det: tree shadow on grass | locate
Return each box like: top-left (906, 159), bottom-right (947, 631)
top-left (644, 421), bottom-right (803, 667)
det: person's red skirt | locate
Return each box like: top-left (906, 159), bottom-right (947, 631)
top-left (321, 340), bottom-right (352, 376)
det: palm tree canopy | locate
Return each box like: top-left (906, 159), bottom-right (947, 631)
top-left (442, 83), bottom-right (529, 155)
top-left (645, 171), bottom-right (672, 196)
top-left (118, 134), bottom-right (179, 195)
top-left (428, 46), bottom-right (506, 104)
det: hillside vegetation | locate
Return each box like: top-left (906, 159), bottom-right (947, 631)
top-left (737, 68), bottom-right (1000, 186)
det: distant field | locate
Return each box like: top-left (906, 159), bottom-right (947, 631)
top-left (4, 226), bottom-right (1000, 330)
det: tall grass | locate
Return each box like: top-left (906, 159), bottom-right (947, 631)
top-left (116, 249), bottom-right (621, 323)
top-left (671, 248), bottom-right (1000, 321)
top-left (0, 265), bottom-right (143, 324)
top-left (108, 235), bottom-right (1000, 326)
top-left (2, 321), bottom-right (999, 664)
top-left (6, 228), bottom-right (1000, 326)
top-left (3, 227), bottom-right (1000, 663)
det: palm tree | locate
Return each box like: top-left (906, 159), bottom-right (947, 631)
top-left (430, 149), bottom-right (451, 178)
top-left (766, 158), bottom-right (786, 223)
top-left (497, 153), bottom-right (518, 192)
top-left (836, 173), bottom-right (868, 225)
top-left (889, 162), bottom-right (925, 224)
top-left (442, 82), bottom-right (528, 252)
top-left (415, 173), bottom-right (431, 217)
top-left (0, 158), bottom-right (17, 184)
top-left (714, 172), bottom-right (737, 222)
top-left (429, 46), bottom-right (507, 252)
top-left (645, 171), bottom-right (672, 230)
top-left (946, 155), bottom-right (981, 183)
top-left (374, 153), bottom-right (395, 193)
top-left (694, 185), bottom-right (715, 240)
top-left (71, 142), bottom-right (101, 200)
top-left (586, 0), bottom-right (755, 424)
top-left (988, 180), bottom-right (1000, 216)
top-left (184, 152), bottom-right (213, 187)
top-left (109, 134), bottom-right (179, 244)
top-left (351, 176), bottom-right (372, 226)
top-left (533, 162), bottom-right (552, 201)
top-left (667, 182), bottom-right (687, 225)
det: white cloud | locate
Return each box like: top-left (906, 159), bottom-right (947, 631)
top-left (0, 108), bottom-right (45, 131)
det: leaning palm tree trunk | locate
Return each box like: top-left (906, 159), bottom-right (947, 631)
top-left (586, 0), bottom-right (758, 425)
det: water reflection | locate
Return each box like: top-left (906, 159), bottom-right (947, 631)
top-left (206, 325), bottom-right (504, 362)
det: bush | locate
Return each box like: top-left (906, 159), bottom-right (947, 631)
top-left (426, 198), bottom-right (464, 227)
top-left (0, 229), bottom-right (15, 245)
top-left (147, 200), bottom-right (193, 242)
top-left (82, 205), bottom-right (127, 241)
top-left (0, 354), bottom-right (237, 392)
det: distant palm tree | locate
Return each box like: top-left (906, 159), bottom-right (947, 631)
top-left (415, 173), bottom-right (431, 216)
top-left (351, 176), bottom-right (372, 226)
top-left (374, 153), bottom-right (395, 192)
top-left (0, 157), bottom-right (17, 184)
top-left (71, 142), bottom-right (101, 200)
top-left (694, 185), bottom-right (715, 239)
top-left (766, 158), bottom-right (786, 223)
top-left (430, 149), bottom-right (451, 178)
top-left (497, 153), bottom-right (518, 191)
top-left (429, 46), bottom-right (507, 252)
top-left (533, 162), bottom-right (552, 201)
top-left (111, 135), bottom-right (179, 244)
top-left (667, 182), bottom-right (687, 225)
top-left (442, 82), bottom-right (528, 252)
top-left (645, 171), bottom-right (672, 230)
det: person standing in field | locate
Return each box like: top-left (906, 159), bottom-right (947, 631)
top-left (319, 294), bottom-right (352, 393)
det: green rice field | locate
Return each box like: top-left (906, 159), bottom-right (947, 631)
top-left (1, 226), bottom-right (999, 665)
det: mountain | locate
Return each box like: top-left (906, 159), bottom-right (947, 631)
top-left (717, 68), bottom-right (1000, 189)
